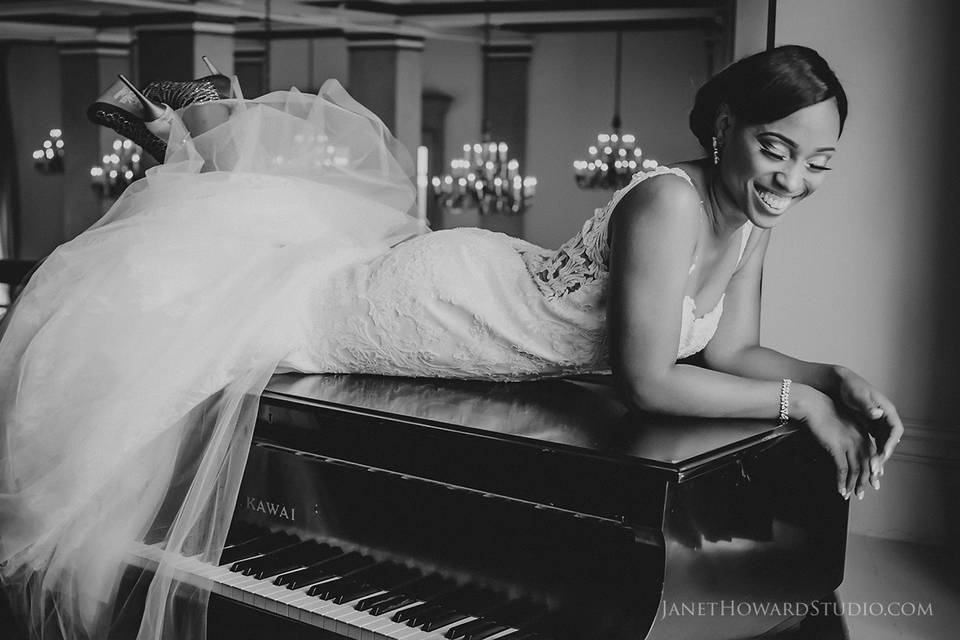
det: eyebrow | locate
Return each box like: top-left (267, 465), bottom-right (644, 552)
top-left (758, 131), bottom-right (836, 153)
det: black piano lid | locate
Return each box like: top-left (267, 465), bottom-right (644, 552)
top-left (262, 373), bottom-right (799, 481)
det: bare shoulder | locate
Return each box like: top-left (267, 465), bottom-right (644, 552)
top-left (608, 172), bottom-right (702, 241)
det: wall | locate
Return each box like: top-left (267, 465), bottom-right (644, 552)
top-left (754, 0), bottom-right (958, 546)
top-left (525, 29), bottom-right (712, 249)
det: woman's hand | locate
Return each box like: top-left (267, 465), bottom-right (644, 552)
top-left (832, 367), bottom-right (904, 474)
top-left (794, 385), bottom-right (878, 499)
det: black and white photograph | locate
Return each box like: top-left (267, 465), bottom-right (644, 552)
top-left (0, 1), bottom-right (958, 639)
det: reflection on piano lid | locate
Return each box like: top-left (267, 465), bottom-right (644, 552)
top-left (125, 373), bottom-right (847, 640)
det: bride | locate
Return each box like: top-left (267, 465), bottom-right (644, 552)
top-left (0, 45), bottom-right (902, 639)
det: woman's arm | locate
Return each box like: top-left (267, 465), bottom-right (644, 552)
top-left (607, 179), bottom-right (815, 421)
top-left (702, 229), bottom-right (903, 466)
top-left (701, 229), bottom-right (843, 392)
top-left (607, 179), bottom-right (877, 497)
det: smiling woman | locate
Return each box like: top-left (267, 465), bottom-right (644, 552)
top-left (0, 45), bottom-right (903, 640)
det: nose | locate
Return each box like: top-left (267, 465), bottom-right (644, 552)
top-left (774, 164), bottom-right (805, 195)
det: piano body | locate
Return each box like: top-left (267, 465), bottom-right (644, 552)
top-left (121, 373), bottom-right (849, 640)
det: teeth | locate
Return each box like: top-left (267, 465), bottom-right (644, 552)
top-left (756, 186), bottom-right (791, 211)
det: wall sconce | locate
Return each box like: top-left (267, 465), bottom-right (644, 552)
top-left (90, 138), bottom-right (144, 199)
top-left (32, 129), bottom-right (65, 174)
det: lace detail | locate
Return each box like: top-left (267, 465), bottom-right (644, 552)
top-left (522, 166), bottom-right (697, 299)
top-left (518, 165), bottom-right (750, 361)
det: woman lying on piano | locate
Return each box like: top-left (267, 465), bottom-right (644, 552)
top-left (0, 45), bottom-right (902, 640)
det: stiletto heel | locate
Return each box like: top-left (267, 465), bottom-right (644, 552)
top-left (201, 56), bottom-right (221, 75)
top-left (117, 74), bottom-right (175, 139)
top-left (200, 55), bottom-right (234, 99)
top-left (87, 75), bottom-right (169, 162)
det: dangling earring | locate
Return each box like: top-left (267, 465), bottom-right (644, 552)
top-left (712, 136), bottom-right (721, 166)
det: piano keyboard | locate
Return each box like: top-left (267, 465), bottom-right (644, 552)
top-left (129, 524), bottom-right (560, 640)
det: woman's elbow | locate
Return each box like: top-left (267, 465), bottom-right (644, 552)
top-left (618, 371), bottom-right (673, 413)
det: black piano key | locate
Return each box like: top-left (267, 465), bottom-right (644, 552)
top-left (218, 532), bottom-right (297, 566)
top-left (256, 542), bottom-right (342, 580)
top-left (416, 588), bottom-right (504, 630)
top-left (398, 574), bottom-right (453, 600)
top-left (230, 539), bottom-right (309, 574)
top-left (446, 600), bottom-right (535, 640)
top-left (302, 553), bottom-right (377, 594)
top-left (446, 617), bottom-right (492, 640)
top-left (355, 590), bottom-right (399, 612)
top-left (271, 544), bottom-right (344, 585)
top-left (279, 551), bottom-right (354, 590)
top-left (466, 624), bottom-right (513, 640)
top-left (332, 582), bottom-right (383, 605)
top-left (405, 604), bottom-right (446, 626)
top-left (393, 601), bottom-right (435, 624)
top-left (422, 610), bottom-right (471, 632)
top-left (353, 567), bottom-right (423, 611)
top-left (338, 562), bottom-right (420, 601)
top-left (369, 595), bottom-right (418, 616)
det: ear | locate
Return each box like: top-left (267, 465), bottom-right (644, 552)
top-left (714, 103), bottom-right (733, 146)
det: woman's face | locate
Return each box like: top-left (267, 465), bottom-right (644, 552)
top-left (719, 97), bottom-right (841, 228)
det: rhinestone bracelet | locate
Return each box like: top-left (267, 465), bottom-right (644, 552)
top-left (778, 378), bottom-right (792, 423)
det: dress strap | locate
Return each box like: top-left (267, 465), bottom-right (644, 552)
top-left (607, 166), bottom-right (697, 214)
top-left (735, 223), bottom-right (752, 267)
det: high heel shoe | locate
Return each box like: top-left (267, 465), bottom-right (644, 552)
top-left (142, 56), bottom-right (232, 111)
top-left (86, 75), bottom-right (170, 162)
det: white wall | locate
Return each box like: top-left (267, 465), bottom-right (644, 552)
top-left (756, 0), bottom-right (957, 545)
top-left (524, 30), bottom-right (712, 249)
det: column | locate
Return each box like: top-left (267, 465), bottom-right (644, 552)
top-left (59, 38), bottom-right (132, 241)
top-left (136, 20), bottom-right (236, 85)
top-left (483, 43), bottom-right (532, 168)
top-left (346, 34), bottom-right (423, 156)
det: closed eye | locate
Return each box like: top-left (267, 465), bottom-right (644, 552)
top-left (761, 148), bottom-right (787, 162)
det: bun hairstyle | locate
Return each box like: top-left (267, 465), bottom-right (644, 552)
top-left (689, 45), bottom-right (848, 152)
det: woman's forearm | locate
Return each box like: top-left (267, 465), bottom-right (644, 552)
top-left (624, 362), bottom-right (827, 422)
top-left (707, 344), bottom-right (845, 397)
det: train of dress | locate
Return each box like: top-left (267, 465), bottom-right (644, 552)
top-left (0, 80), bottom-right (434, 640)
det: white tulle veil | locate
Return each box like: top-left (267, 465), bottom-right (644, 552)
top-left (0, 78), bottom-right (425, 639)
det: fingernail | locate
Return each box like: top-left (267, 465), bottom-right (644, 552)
top-left (857, 490), bottom-right (864, 500)
top-left (870, 407), bottom-right (884, 418)
top-left (871, 477), bottom-right (880, 490)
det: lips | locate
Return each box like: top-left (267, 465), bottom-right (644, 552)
top-left (753, 184), bottom-right (793, 214)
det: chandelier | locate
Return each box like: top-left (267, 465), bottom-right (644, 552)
top-left (573, 31), bottom-right (658, 190)
top-left (32, 128), bottom-right (65, 174)
top-left (90, 138), bottom-right (144, 199)
top-left (431, 0), bottom-right (536, 215)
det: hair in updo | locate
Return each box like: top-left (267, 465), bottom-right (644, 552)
top-left (689, 45), bottom-right (847, 151)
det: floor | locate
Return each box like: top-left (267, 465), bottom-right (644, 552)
top-left (840, 534), bottom-right (960, 640)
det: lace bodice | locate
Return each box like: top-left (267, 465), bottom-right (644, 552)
top-left (521, 166), bottom-right (752, 360)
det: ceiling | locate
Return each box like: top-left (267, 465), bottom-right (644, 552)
top-left (0, 0), bottom-right (729, 43)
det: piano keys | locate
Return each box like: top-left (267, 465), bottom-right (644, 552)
top-left (118, 373), bottom-right (850, 640)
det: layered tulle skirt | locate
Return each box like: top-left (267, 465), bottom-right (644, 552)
top-left (0, 79), bottom-right (608, 639)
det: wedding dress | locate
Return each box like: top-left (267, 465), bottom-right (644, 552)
top-left (0, 79), bottom-right (750, 640)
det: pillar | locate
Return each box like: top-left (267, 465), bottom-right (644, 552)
top-left (346, 34), bottom-right (423, 156)
top-left (59, 39), bottom-right (131, 240)
top-left (135, 20), bottom-right (235, 85)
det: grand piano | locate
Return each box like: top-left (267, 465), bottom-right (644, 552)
top-left (113, 373), bottom-right (851, 640)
